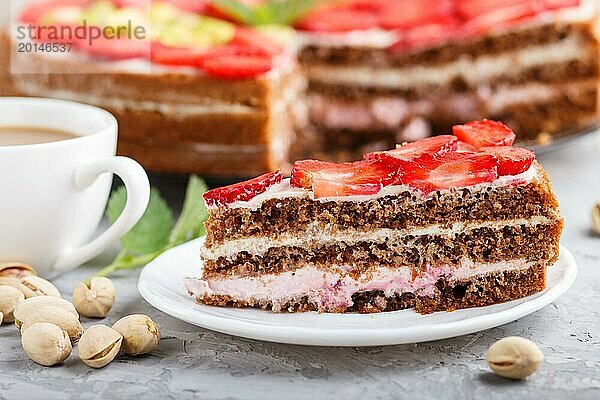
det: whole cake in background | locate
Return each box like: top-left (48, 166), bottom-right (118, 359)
top-left (295, 0), bottom-right (600, 160)
top-left (1, 0), bottom-right (598, 176)
top-left (186, 120), bottom-right (564, 314)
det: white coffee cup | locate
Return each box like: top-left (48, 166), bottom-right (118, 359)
top-left (0, 97), bottom-right (150, 278)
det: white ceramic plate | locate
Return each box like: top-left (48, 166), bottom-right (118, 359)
top-left (138, 238), bottom-right (577, 347)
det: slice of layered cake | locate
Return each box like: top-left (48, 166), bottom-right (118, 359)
top-left (296, 0), bottom-right (600, 160)
top-left (185, 120), bottom-right (564, 314)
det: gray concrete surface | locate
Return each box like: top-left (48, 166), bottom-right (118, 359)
top-left (1, 132), bottom-right (600, 399)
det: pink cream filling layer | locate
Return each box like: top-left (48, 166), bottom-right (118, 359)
top-left (185, 260), bottom-right (531, 312)
top-left (308, 80), bottom-right (597, 132)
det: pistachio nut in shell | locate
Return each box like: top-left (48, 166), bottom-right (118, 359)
top-left (0, 285), bottom-right (25, 323)
top-left (78, 325), bottom-right (122, 368)
top-left (112, 314), bottom-right (160, 355)
top-left (21, 322), bottom-right (72, 366)
top-left (486, 336), bottom-right (544, 379)
top-left (20, 305), bottom-right (83, 343)
top-left (13, 296), bottom-right (78, 328)
top-left (73, 277), bottom-right (115, 318)
top-left (18, 276), bottom-right (61, 298)
top-left (0, 262), bottom-right (37, 278)
top-left (0, 263), bottom-right (37, 288)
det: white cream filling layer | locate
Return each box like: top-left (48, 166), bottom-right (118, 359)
top-left (14, 80), bottom-right (261, 116)
top-left (202, 216), bottom-right (555, 261)
top-left (185, 258), bottom-right (535, 312)
top-left (306, 36), bottom-right (586, 89)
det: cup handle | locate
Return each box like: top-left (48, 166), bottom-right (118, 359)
top-left (52, 156), bottom-right (150, 272)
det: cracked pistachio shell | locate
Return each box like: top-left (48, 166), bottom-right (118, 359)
top-left (486, 337), bottom-right (544, 380)
top-left (22, 322), bottom-right (72, 366)
top-left (0, 262), bottom-right (37, 278)
top-left (0, 285), bottom-right (25, 323)
top-left (18, 276), bottom-right (61, 298)
top-left (112, 314), bottom-right (160, 355)
top-left (14, 296), bottom-right (78, 329)
top-left (20, 305), bottom-right (83, 343)
top-left (0, 263), bottom-right (36, 288)
top-left (78, 325), bottom-right (122, 368)
top-left (73, 277), bottom-right (115, 318)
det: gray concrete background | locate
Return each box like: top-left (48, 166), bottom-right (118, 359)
top-left (0, 132), bottom-right (599, 400)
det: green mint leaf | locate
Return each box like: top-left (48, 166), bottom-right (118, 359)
top-left (265, 0), bottom-right (315, 25)
top-left (210, 0), bottom-right (257, 25)
top-left (168, 175), bottom-right (209, 246)
top-left (106, 186), bottom-right (174, 255)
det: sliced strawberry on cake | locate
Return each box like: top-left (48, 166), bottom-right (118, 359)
top-left (453, 120), bottom-right (516, 148)
top-left (480, 146), bottom-right (535, 176)
top-left (379, 0), bottom-right (455, 30)
top-left (295, 4), bottom-right (380, 32)
top-left (364, 135), bottom-right (458, 162)
top-left (291, 159), bottom-right (400, 197)
top-left (203, 171), bottom-right (283, 208)
top-left (401, 152), bottom-right (499, 194)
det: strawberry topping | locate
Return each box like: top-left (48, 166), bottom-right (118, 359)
top-left (401, 152), bottom-right (499, 194)
top-left (230, 27), bottom-right (283, 57)
top-left (378, 0), bottom-right (455, 30)
top-left (456, 141), bottom-right (477, 152)
top-left (20, 0), bottom-right (91, 24)
top-left (452, 120), bottom-right (516, 148)
top-left (480, 146), bottom-right (535, 176)
top-left (290, 159), bottom-right (400, 197)
top-left (201, 54), bottom-right (273, 79)
top-left (203, 171), bottom-right (283, 207)
top-left (295, 7), bottom-right (380, 32)
top-left (152, 27), bottom-right (280, 78)
top-left (364, 135), bottom-right (458, 162)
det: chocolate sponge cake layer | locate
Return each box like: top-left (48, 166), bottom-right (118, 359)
top-left (194, 263), bottom-right (546, 314)
top-left (205, 165), bottom-right (558, 247)
top-left (307, 59), bottom-right (599, 100)
top-left (203, 220), bottom-right (562, 279)
top-left (299, 22), bottom-right (598, 68)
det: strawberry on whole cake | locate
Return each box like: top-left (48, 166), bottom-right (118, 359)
top-left (186, 120), bottom-right (564, 314)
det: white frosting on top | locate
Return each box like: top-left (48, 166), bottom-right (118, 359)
top-left (306, 35), bottom-right (586, 89)
top-left (297, 28), bottom-right (400, 49)
top-left (212, 163), bottom-right (539, 211)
